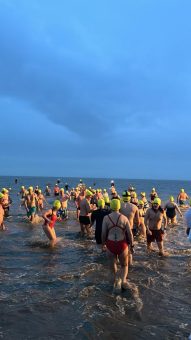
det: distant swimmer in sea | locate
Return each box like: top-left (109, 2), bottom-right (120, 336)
top-left (0, 193), bottom-right (6, 230)
top-left (64, 183), bottom-right (69, 191)
top-left (110, 180), bottom-right (115, 188)
top-left (44, 185), bottom-right (51, 197)
top-left (42, 200), bottom-right (61, 247)
top-left (54, 184), bottom-right (60, 197)
top-left (18, 186), bottom-right (27, 199)
top-left (37, 190), bottom-right (47, 212)
top-left (102, 199), bottom-right (134, 290)
top-left (164, 196), bottom-right (183, 226)
top-left (177, 188), bottom-right (189, 207)
top-left (144, 198), bottom-right (167, 256)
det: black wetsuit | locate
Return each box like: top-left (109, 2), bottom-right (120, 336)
top-left (166, 205), bottom-right (176, 219)
top-left (91, 208), bottom-right (111, 244)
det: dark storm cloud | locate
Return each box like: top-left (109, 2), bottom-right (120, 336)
top-left (0, 0), bottom-right (191, 141)
top-left (1, 0), bottom-right (191, 178)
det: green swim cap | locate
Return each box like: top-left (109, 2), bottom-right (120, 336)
top-left (122, 191), bottom-right (127, 197)
top-left (153, 197), bottom-right (161, 205)
top-left (53, 200), bottom-right (61, 209)
top-left (110, 199), bottom-right (121, 211)
top-left (0, 193), bottom-right (4, 199)
top-left (98, 199), bottom-right (105, 208)
top-left (169, 196), bottom-right (174, 202)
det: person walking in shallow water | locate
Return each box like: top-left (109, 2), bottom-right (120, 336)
top-left (177, 189), bottom-right (189, 207)
top-left (102, 199), bottom-right (134, 290)
top-left (164, 196), bottom-right (182, 226)
top-left (42, 200), bottom-right (61, 247)
top-left (144, 198), bottom-right (167, 256)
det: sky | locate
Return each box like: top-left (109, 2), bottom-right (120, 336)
top-left (0, 0), bottom-right (191, 180)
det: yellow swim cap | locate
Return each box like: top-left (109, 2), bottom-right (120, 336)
top-left (141, 192), bottom-right (145, 197)
top-left (28, 186), bottom-right (33, 191)
top-left (181, 188), bottom-right (184, 193)
top-left (60, 188), bottom-right (64, 192)
top-left (138, 200), bottom-right (144, 205)
top-left (169, 196), bottom-right (174, 202)
top-left (38, 189), bottom-right (42, 193)
top-left (21, 186), bottom-right (25, 189)
top-left (152, 188), bottom-right (156, 192)
top-left (110, 199), bottom-right (121, 211)
top-left (53, 200), bottom-right (61, 209)
top-left (131, 192), bottom-right (137, 198)
top-left (0, 193), bottom-right (4, 199)
top-left (104, 196), bottom-right (110, 203)
top-left (86, 189), bottom-right (93, 197)
top-left (98, 199), bottom-right (105, 208)
top-left (153, 198), bottom-right (161, 205)
top-left (103, 189), bottom-right (106, 192)
top-left (2, 188), bottom-right (8, 193)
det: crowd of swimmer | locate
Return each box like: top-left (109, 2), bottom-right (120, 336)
top-left (0, 179), bottom-right (190, 291)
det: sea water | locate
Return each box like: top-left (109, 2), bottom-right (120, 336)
top-left (0, 176), bottom-right (190, 339)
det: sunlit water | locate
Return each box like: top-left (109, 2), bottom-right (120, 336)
top-left (0, 176), bottom-right (191, 339)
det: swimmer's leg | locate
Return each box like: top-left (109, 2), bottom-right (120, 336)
top-left (119, 247), bottom-right (129, 285)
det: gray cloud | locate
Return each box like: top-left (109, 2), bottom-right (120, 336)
top-left (0, 0), bottom-right (191, 178)
top-left (1, 0), bottom-right (191, 139)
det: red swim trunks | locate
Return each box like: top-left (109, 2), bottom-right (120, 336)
top-left (106, 239), bottom-right (128, 255)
